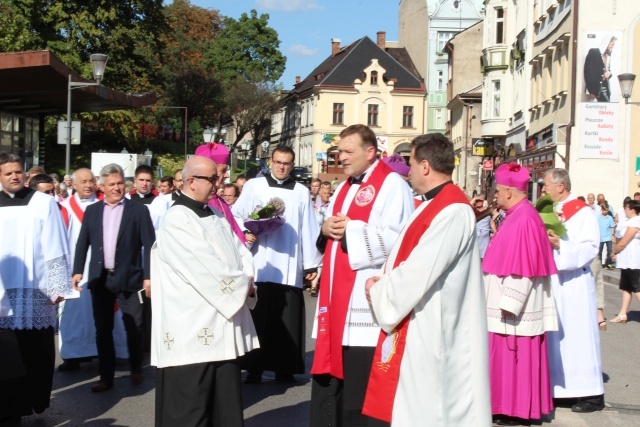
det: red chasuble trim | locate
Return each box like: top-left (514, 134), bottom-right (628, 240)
top-left (311, 162), bottom-right (393, 379)
top-left (362, 183), bottom-right (470, 423)
top-left (561, 199), bottom-right (589, 222)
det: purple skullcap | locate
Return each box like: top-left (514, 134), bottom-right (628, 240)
top-left (382, 153), bottom-right (410, 177)
top-left (194, 143), bottom-right (230, 165)
top-left (495, 162), bottom-right (529, 191)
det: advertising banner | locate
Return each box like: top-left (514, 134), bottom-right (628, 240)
top-left (578, 103), bottom-right (618, 159)
top-left (578, 30), bottom-right (622, 159)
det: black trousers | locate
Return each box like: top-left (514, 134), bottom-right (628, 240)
top-left (155, 360), bottom-right (243, 427)
top-left (91, 272), bottom-right (145, 384)
top-left (310, 346), bottom-right (390, 427)
top-left (244, 283), bottom-right (305, 374)
top-left (0, 327), bottom-right (55, 417)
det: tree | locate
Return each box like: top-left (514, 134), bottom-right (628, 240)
top-left (0, 0), bottom-right (169, 92)
top-left (0, 0), bottom-right (170, 164)
top-left (159, 0), bottom-right (224, 143)
top-left (225, 80), bottom-right (281, 151)
top-left (204, 9), bottom-right (286, 85)
top-left (204, 9), bottom-right (286, 146)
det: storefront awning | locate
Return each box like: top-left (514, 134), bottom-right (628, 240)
top-left (0, 51), bottom-right (156, 116)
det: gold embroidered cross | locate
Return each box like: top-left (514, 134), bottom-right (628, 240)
top-left (163, 333), bottom-right (174, 350)
top-left (220, 278), bottom-right (236, 295)
top-left (197, 328), bottom-right (214, 345)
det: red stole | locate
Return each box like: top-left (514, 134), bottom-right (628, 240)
top-left (311, 162), bottom-right (393, 379)
top-left (562, 199), bottom-right (589, 221)
top-left (69, 195), bottom-right (85, 223)
top-left (59, 204), bottom-right (69, 228)
top-left (362, 183), bottom-right (469, 423)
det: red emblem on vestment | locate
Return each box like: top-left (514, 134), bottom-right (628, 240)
top-left (355, 185), bottom-right (375, 206)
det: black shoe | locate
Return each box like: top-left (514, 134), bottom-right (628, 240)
top-left (571, 396), bottom-right (605, 413)
top-left (245, 371), bottom-right (262, 384)
top-left (275, 373), bottom-right (297, 383)
top-left (553, 397), bottom-right (579, 408)
top-left (496, 415), bottom-right (531, 426)
top-left (58, 360), bottom-right (81, 371)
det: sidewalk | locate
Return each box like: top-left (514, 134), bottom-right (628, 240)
top-left (18, 274), bottom-right (640, 426)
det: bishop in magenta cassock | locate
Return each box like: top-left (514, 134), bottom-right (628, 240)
top-left (363, 134), bottom-right (491, 427)
top-left (483, 163), bottom-right (558, 426)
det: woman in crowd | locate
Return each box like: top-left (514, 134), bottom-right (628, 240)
top-left (611, 200), bottom-right (640, 323)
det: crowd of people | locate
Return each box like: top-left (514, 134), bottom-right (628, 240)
top-left (0, 123), bottom-right (634, 426)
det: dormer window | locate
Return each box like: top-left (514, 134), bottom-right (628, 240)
top-left (370, 70), bottom-right (378, 85)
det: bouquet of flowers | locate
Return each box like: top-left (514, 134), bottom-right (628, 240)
top-left (535, 194), bottom-right (567, 238)
top-left (244, 197), bottom-right (286, 235)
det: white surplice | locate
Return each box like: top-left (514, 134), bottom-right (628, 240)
top-left (0, 190), bottom-right (72, 329)
top-left (232, 176), bottom-right (320, 287)
top-left (58, 193), bottom-right (129, 359)
top-left (369, 202), bottom-right (491, 427)
top-left (311, 162), bottom-right (415, 347)
top-left (148, 192), bottom-right (175, 231)
top-left (151, 204), bottom-right (258, 368)
top-left (547, 193), bottom-right (604, 398)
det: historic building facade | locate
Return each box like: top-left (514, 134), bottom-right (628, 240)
top-left (272, 34), bottom-right (426, 180)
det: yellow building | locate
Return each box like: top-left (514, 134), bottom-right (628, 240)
top-left (272, 33), bottom-right (426, 180)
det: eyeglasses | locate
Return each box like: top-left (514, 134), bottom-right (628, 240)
top-left (191, 175), bottom-right (219, 184)
top-left (272, 160), bottom-right (294, 167)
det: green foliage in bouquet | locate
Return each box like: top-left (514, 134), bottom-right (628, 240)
top-left (535, 194), bottom-right (567, 238)
top-left (248, 197), bottom-right (285, 219)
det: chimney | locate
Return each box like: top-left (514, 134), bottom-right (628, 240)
top-left (331, 38), bottom-right (341, 56)
top-left (295, 75), bottom-right (300, 84)
top-left (377, 31), bottom-right (386, 50)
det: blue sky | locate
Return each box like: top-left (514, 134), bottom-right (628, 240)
top-left (192, 0), bottom-right (400, 90)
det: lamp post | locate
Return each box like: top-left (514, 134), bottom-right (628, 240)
top-left (203, 128), bottom-right (215, 144)
top-left (619, 73), bottom-right (639, 104)
top-left (66, 53), bottom-right (108, 175)
top-left (240, 140), bottom-right (251, 173)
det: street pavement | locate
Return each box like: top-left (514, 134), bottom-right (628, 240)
top-left (17, 272), bottom-right (640, 426)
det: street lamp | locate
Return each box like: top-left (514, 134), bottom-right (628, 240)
top-left (66, 53), bottom-right (108, 175)
top-left (618, 73), bottom-right (640, 105)
top-left (240, 140), bottom-right (252, 173)
top-left (203, 128), bottom-right (215, 144)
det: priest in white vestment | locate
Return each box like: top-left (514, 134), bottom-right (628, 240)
top-left (0, 153), bottom-right (72, 421)
top-left (151, 156), bottom-right (258, 426)
top-left (58, 168), bottom-right (128, 370)
top-left (543, 168), bottom-right (605, 413)
top-left (233, 145), bottom-right (320, 383)
top-left (310, 125), bottom-right (415, 427)
top-left (363, 134), bottom-right (491, 427)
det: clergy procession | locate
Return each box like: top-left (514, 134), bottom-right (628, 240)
top-left (0, 125), bottom-right (628, 427)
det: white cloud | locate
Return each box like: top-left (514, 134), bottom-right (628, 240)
top-left (256, 0), bottom-right (323, 12)
top-left (290, 44), bottom-right (319, 56)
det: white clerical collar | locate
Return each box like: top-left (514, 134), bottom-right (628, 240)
top-left (182, 192), bottom-right (208, 210)
top-left (5, 192), bottom-right (15, 198)
top-left (270, 173), bottom-right (287, 185)
top-left (76, 193), bottom-right (96, 203)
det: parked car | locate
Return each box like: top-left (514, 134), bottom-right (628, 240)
top-left (291, 167), bottom-right (311, 183)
